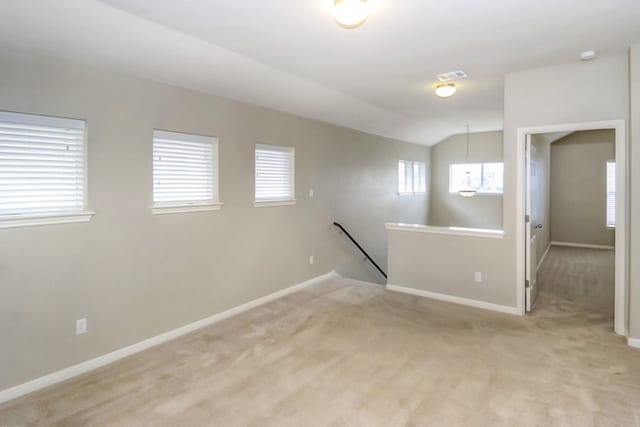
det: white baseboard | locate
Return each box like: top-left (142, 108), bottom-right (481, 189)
top-left (0, 271), bottom-right (339, 405)
top-left (386, 284), bottom-right (521, 315)
top-left (629, 338), bottom-right (640, 349)
top-left (551, 241), bottom-right (614, 250)
top-left (536, 243), bottom-right (551, 272)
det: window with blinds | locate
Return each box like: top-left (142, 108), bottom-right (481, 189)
top-left (398, 160), bottom-right (413, 194)
top-left (152, 130), bottom-right (218, 209)
top-left (399, 160), bottom-right (426, 194)
top-left (255, 144), bottom-right (295, 203)
top-left (0, 111), bottom-right (87, 218)
top-left (606, 160), bottom-right (616, 228)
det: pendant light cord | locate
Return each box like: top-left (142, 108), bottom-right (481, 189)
top-left (466, 124), bottom-right (471, 161)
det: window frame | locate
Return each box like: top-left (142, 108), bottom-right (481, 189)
top-left (448, 162), bottom-right (504, 196)
top-left (398, 160), bottom-right (426, 195)
top-left (254, 143), bottom-right (296, 208)
top-left (606, 160), bottom-right (616, 229)
top-left (0, 111), bottom-right (94, 229)
top-left (151, 129), bottom-right (222, 215)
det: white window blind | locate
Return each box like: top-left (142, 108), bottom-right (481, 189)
top-left (255, 144), bottom-right (294, 202)
top-left (153, 130), bottom-right (218, 208)
top-left (606, 160), bottom-right (616, 228)
top-left (0, 111), bottom-right (86, 217)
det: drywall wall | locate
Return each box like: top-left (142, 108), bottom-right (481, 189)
top-left (504, 53), bottom-right (629, 311)
top-left (550, 130), bottom-right (615, 246)
top-left (531, 135), bottom-right (551, 268)
top-left (387, 228), bottom-right (514, 309)
top-left (0, 51), bottom-right (429, 391)
top-left (429, 131), bottom-right (503, 229)
top-left (630, 43), bottom-right (640, 341)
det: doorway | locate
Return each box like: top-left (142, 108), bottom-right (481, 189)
top-left (516, 120), bottom-right (627, 336)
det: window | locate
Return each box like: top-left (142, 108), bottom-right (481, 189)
top-left (152, 130), bottom-right (220, 214)
top-left (0, 111), bottom-right (93, 228)
top-left (413, 162), bottom-right (426, 193)
top-left (607, 160), bottom-right (616, 228)
top-left (398, 160), bottom-right (426, 194)
top-left (398, 160), bottom-right (413, 194)
top-left (449, 163), bottom-right (504, 194)
top-left (255, 143), bottom-right (295, 206)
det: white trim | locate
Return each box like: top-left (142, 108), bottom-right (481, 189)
top-left (253, 199), bottom-right (297, 208)
top-left (0, 211), bottom-right (95, 229)
top-left (536, 243), bottom-right (551, 272)
top-left (385, 223), bottom-right (505, 239)
top-left (516, 120), bottom-right (627, 334)
top-left (151, 203), bottom-right (223, 215)
top-left (550, 241), bottom-right (614, 250)
top-left (386, 284), bottom-right (520, 315)
top-left (628, 338), bottom-right (640, 349)
top-left (0, 271), bottom-right (339, 405)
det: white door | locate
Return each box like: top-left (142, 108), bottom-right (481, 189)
top-left (525, 135), bottom-right (539, 312)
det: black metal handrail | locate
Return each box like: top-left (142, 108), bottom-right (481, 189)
top-left (333, 222), bottom-right (387, 279)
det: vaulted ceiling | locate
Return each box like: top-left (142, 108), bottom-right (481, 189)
top-left (1, 0), bottom-right (639, 145)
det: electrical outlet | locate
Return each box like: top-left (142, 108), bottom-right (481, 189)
top-left (474, 272), bottom-right (482, 283)
top-left (76, 318), bottom-right (87, 335)
top-left (309, 255), bottom-right (314, 265)
top-left (309, 188), bottom-right (314, 198)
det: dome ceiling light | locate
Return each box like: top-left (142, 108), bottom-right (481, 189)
top-left (435, 82), bottom-right (456, 98)
top-left (334, 0), bottom-right (368, 29)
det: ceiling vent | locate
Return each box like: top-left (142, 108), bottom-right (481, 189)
top-left (436, 70), bottom-right (468, 82)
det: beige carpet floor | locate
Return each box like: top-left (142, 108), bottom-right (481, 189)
top-left (1, 249), bottom-right (639, 426)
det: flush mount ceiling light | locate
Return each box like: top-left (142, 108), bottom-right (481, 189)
top-left (334, 0), bottom-right (368, 28)
top-left (435, 82), bottom-right (456, 98)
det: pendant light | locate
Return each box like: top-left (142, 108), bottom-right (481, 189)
top-left (459, 125), bottom-right (477, 198)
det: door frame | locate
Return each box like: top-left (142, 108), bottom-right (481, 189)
top-left (515, 120), bottom-right (627, 335)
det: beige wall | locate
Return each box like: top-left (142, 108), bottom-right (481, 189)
top-left (550, 130), bottom-right (615, 246)
top-left (387, 229), bottom-right (514, 308)
top-left (429, 131), bottom-right (503, 229)
top-left (531, 135), bottom-right (551, 267)
top-left (0, 52), bottom-right (429, 390)
top-left (630, 43), bottom-right (640, 341)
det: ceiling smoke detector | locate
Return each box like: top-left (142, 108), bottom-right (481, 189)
top-left (579, 50), bottom-right (597, 61)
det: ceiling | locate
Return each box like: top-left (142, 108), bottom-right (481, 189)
top-left (1, 0), bottom-right (639, 145)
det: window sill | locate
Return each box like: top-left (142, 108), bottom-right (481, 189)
top-left (152, 203), bottom-right (223, 215)
top-left (254, 199), bottom-right (297, 208)
top-left (0, 211), bottom-right (95, 229)
top-left (448, 192), bottom-right (503, 197)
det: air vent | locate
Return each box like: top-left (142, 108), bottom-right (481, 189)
top-left (436, 70), bottom-right (468, 82)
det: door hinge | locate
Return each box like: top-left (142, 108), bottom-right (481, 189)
top-left (525, 215), bottom-right (530, 223)
top-left (525, 279), bottom-right (530, 289)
